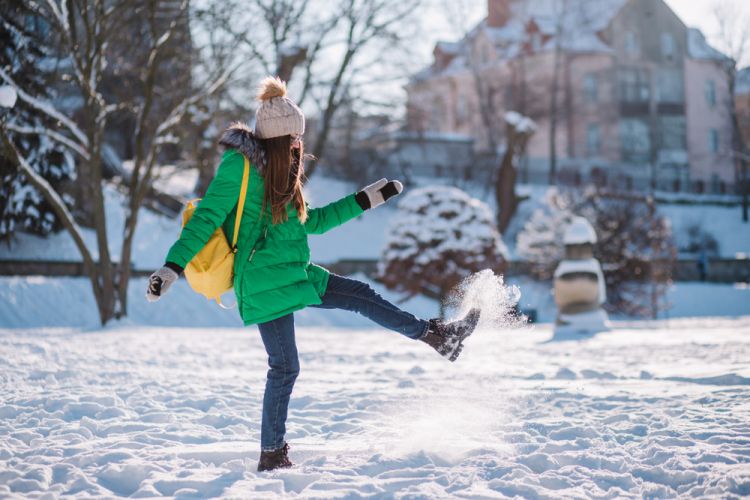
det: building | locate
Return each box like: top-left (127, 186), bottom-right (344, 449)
top-left (737, 67), bottom-right (750, 147)
top-left (406, 0), bottom-right (736, 194)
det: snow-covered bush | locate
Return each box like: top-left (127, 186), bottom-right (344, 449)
top-left (0, 5), bottom-right (75, 241)
top-left (516, 187), bottom-right (677, 317)
top-left (378, 186), bottom-right (508, 315)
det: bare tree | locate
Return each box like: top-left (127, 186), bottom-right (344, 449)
top-left (0, 3), bottom-right (73, 241)
top-left (0, 0), bottom-right (234, 325)
top-left (200, 0), bottom-right (422, 178)
top-left (516, 187), bottom-right (676, 318)
top-left (496, 112), bottom-right (536, 233)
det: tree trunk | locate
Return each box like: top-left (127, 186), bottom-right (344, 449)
top-left (496, 126), bottom-right (532, 233)
top-left (548, 42), bottom-right (562, 185)
top-left (86, 105), bottom-right (119, 324)
top-left (0, 124), bottom-right (116, 325)
top-left (496, 134), bottom-right (519, 234)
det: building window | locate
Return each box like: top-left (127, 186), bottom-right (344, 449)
top-left (455, 94), bottom-right (468, 125)
top-left (711, 174), bottom-right (721, 193)
top-left (657, 68), bottom-right (684, 103)
top-left (705, 80), bottom-right (717, 107)
top-left (618, 68), bottom-right (650, 102)
top-left (709, 129), bottom-right (720, 153)
top-left (661, 33), bottom-right (675, 60)
top-left (583, 74), bottom-right (599, 103)
top-left (660, 116), bottom-right (687, 150)
top-left (587, 123), bottom-right (602, 156)
top-left (624, 31), bottom-right (639, 56)
top-left (620, 119), bottom-right (651, 161)
top-left (430, 98), bottom-right (443, 131)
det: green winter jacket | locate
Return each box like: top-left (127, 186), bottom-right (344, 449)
top-left (165, 126), bottom-right (364, 325)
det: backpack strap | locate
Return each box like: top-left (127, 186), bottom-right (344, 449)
top-left (231, 155), bottom-right (251, 253)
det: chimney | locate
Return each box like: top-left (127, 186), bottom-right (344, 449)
top-left (487, 0), bottom-right (511, 28)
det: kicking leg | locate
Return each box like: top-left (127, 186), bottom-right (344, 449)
top-left (310, 273), bottom-right (429, 340)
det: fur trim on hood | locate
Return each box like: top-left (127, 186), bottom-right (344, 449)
top-left (218, 122), bottom-right (267, 171)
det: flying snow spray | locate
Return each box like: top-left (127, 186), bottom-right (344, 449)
top-left (447, 269), bottom-right (527, 330)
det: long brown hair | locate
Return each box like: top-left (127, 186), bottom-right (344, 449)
top-left (261, 135), bottom-right (308, 224)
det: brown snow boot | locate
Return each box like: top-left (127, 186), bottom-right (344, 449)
top-left (419, 308), bottom-right (481, 362)
top-left (257, 442), bottom-right (293, 472)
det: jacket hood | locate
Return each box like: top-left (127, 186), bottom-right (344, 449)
top-left (218, 122), bottom-right (266, 171)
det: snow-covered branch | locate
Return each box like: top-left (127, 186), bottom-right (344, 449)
top-left (0, 67), bottom-right (89, 147)
top-left (5, 123), bottom-right (90, 160)
top-left (0, 125), bottom-right (94, 272)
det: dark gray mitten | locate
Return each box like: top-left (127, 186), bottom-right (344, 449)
top-left (355, 178), bottom-right (403, 210)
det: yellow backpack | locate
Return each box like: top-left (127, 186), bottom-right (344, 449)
top-left (180, 155), bottom-right (250, 308)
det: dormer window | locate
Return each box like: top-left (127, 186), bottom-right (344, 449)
top-left (624, 31), bottom-right (639, 56)
top-left (584, 74), bottom-right (599, 103)
top-left (705, 80), bottom-right (717, 107)
top-left (661, 33), bottom-right (675, 60)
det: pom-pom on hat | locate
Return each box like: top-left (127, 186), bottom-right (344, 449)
top-left (254, 76), bottom-right (305, 139)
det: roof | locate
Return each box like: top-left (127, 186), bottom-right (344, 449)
top-left (412, 0), bottom-right (628, 82)
top-left (484, 0), bottom-right (628, 53)
top-left (687, 28), bottom-right (731, 62)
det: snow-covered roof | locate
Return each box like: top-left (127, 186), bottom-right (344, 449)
top-left (737, 67), bottom-right (750, 96)
top-left (687, 28), bottom-right (730, 62)
top-left (415, 0), bottom-right (627, 82)
top-left (509, 0), bottom-right (628, 34)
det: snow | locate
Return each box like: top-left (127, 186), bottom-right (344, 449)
top-left (553, 258), bottom-right (603, 279)
top-left (0, 273), bottom-right (438, 330)
top-left (1, 317), bottom-right (749, 497)
top-left (381, 186), bottom-right (508, 269)
top-left (0, 184), bottom-right (180, 269)
top-left (659, 202), bottom-right (750, 259)
top-left (504, 111), bottom-right (537, 133)
top-left (509, 277), bottom-right (750, 323)
top-left (562, 216), bottom-right (597, 245)
top-left (0, 84), bottom-right (17, 108)
top-left (2, 175), bottom-right (747, 266)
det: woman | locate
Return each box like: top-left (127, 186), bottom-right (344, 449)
top-left (145, 76), bottom-right (480, 472)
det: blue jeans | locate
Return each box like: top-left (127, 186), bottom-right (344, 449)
top-left (257, 273), bottom-right (429, 450)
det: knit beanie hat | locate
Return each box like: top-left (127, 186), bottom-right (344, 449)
top-left (254, 76), bottom-right (305, 139)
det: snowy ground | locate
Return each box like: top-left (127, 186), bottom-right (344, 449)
top-left (2, 317), bottom-right (749, 498)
